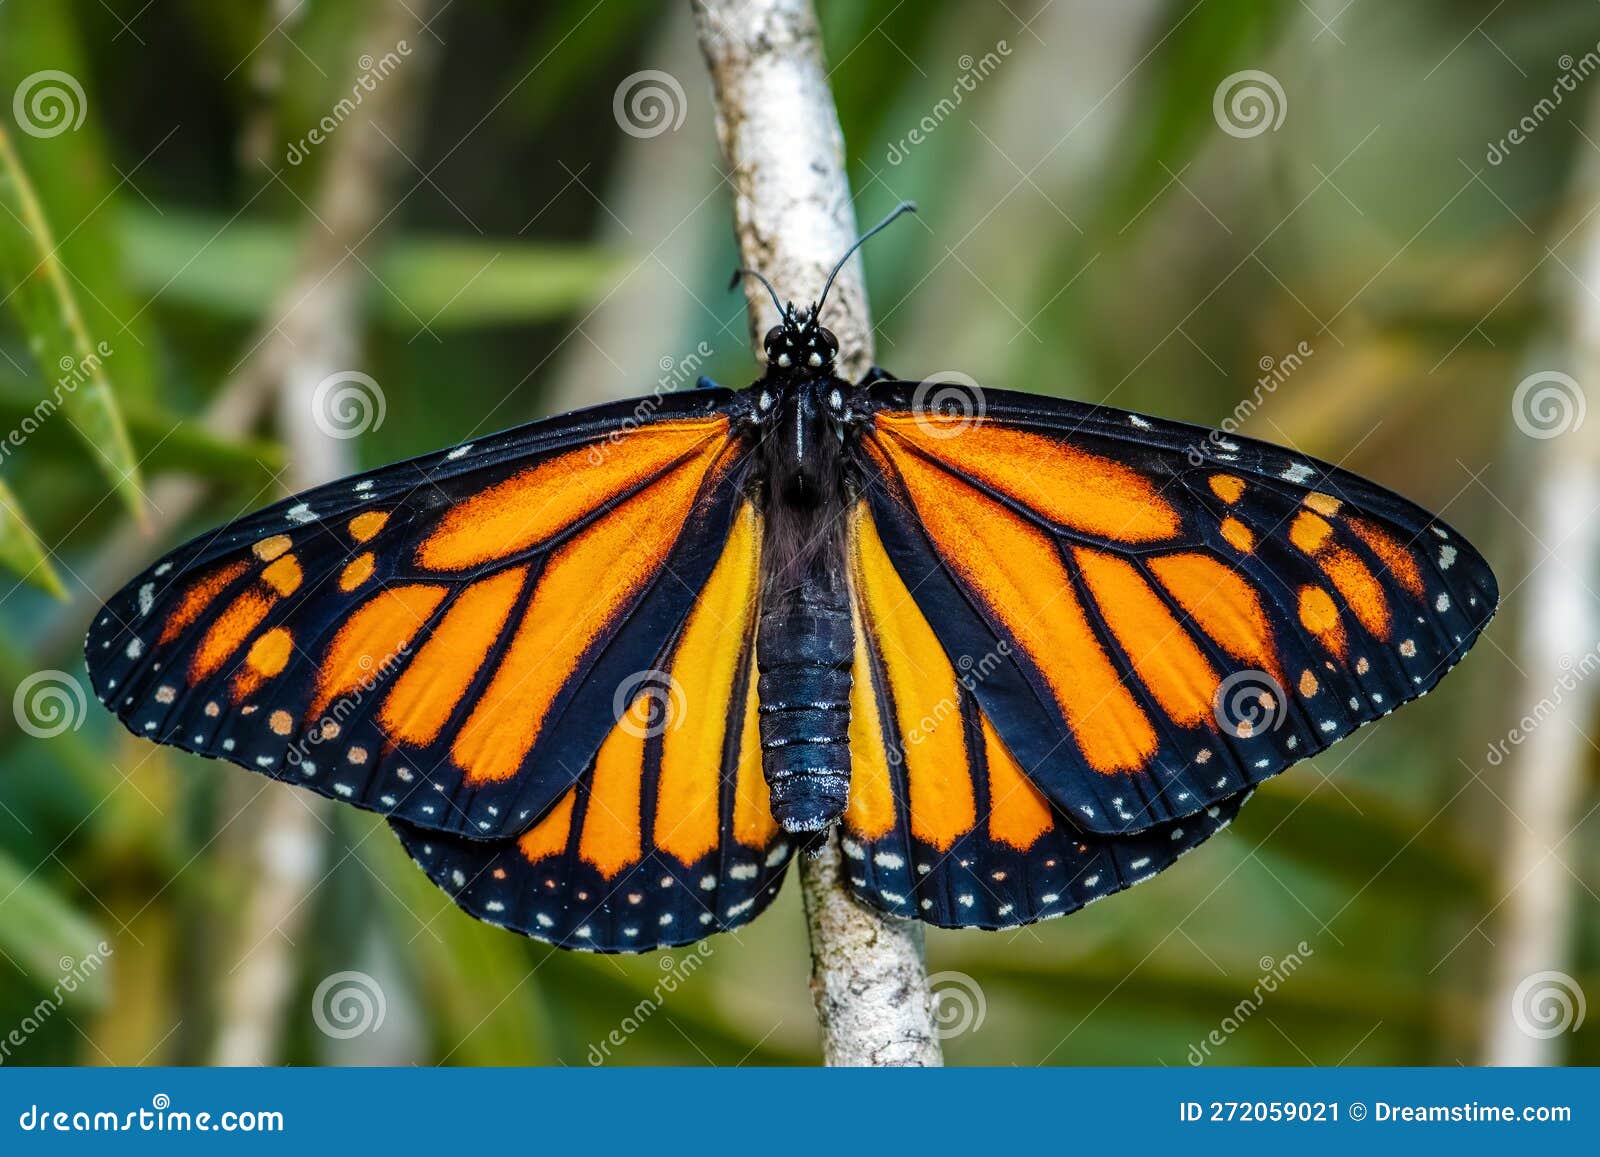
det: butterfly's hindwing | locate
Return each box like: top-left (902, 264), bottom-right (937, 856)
top-left (392, 503), bottom-right (795, 952)
top-left (843, 502), bottom-right (1247, 928)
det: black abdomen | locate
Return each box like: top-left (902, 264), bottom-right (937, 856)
top-left (756, 578), bottom-right (853, 834)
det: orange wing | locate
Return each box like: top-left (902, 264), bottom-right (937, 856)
top-left (852, 380), bottom-right (1497, 836)
top-left (86, 394), bottom-right (751, 840)
top-left (393, 503), bottom-right (796, 951)
top-left (842, 502), bottom-right (1246, 928)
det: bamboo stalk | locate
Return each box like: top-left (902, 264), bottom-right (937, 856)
top-left (691, 0), bottom-right (942, 1067)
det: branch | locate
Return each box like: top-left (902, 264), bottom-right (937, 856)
top-left (691, 0), bottom-right (942, 1067)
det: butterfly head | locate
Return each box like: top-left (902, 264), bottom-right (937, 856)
top-left (762, 303), bottom-right (839, 374)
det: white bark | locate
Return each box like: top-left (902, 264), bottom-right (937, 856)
top-left (691, 0), bottom-right (942, 1067)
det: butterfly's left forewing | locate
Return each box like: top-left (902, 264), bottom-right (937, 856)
top-left (393, 503), bottom-right (795, 951)
top-left (86, 392), bottom-right (750, 841)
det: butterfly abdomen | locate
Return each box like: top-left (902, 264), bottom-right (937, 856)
top-left (755, 576), bottom-right (853, 834)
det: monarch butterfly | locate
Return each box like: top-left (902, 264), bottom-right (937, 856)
top-left (86, 204), bottom-right (1496, 952)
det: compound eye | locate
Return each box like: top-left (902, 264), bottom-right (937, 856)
top-left (763, 325), bottom-right (785, 352)
top-left (818, 327), bottom-right (840, 353)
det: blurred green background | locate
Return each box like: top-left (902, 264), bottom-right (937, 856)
top-left (0, 0), bottom-right (1596, 1066)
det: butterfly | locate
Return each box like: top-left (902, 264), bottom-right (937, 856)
top-left (85, 203), bottom-right (1497, 952)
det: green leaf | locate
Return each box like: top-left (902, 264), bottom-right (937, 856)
top-left (0, 847), bottom-right (112, 1006)
top-left (0, 125), bottom-right (144, 521)
top-left (0, 476), bottom-right (64, 596)
top-left (119, 207), bottom-right (619, 330)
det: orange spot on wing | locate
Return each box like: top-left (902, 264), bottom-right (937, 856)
top-left (1209, 474), bottom-right (1246, 504)
top-left (451, 451), bottom-right (723, 785)
top-left (874, 415), bottom-right (1180, 543)
top-left (1148, 553), bottom-right (1281, 682)
top-left (731, 655), bottom-right (778, 849)
top-left (339, 552), bottom-right (375, 592)
top-left (655, 504), bottom-right (760, 865)
top-left (232, 626), bottom-right (294, 700)
top-left (578, 698), bottom-right (648, 879)
top-left (1303, 492), bottom-right (1342, 517)
top-left (1298, 585), bottom-right (1347, 657)
top-left (851, 505), bottom-right (976, 848)
top-left (982, 716), bottom-right (1052, 851)
top-left (192, 589), bottom-right (274, 681)
top-left (310, 584), bottom-right (446, 717)
top-left (161, 560), bottom-right (250, 645)
top-left (1289, 511), bottom-right (1334, 555)
top-left (1220, 516), bottom-right (1254, 553)
top-left (1348, 517), bottom-right (1425, 597)
top-left (519, 790), bottom-right (576, 863)
top-left (843, 593), bottom-right (896, 842)
top-left (260, 554), bottom-right (303, 597)
top-left (1075, 549), bottom-right (1220, 728)
top-left (252, 535), bottom-right (291, 562)
top-left (415, 417), bottom-right (728, 571)
top-left (1320, 547), bottom-right (1390, 638)
top-left (379, 568), bottom-right (527, 746)
top-left (863, 449), bottom-right (1158, 776)
top-left (348, 511), bottom-right (389, 542)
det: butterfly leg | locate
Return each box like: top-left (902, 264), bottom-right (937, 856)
top-left (857, 365), bottom-right (895, 386)
top-left (695, 375), bottom-right (723, 390)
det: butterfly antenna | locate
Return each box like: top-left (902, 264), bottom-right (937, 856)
top-left (815, 200), bottom-right (918, 317)
top-left (729, 266), bottom-right (786, 318)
